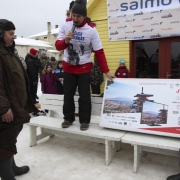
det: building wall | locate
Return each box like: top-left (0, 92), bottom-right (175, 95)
top-left (88, 0), bottom-right (130, 92)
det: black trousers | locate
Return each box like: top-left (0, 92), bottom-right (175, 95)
top-left (29, 80), bottom-right (37, 103)
top-left (63, 72), bottom-right (91, 124)
top-left (91, 84), bottom-right (101, 94)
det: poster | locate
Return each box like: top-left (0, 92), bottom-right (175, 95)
top-left (100, 78), bottom-right (180, 137)
top-left (107, 0), bottom-right (180, 41)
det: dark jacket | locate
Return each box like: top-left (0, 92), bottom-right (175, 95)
top-left (25, 53), bottom-right (38, 81)
top-left (54, 68), bottom-right (64, 94)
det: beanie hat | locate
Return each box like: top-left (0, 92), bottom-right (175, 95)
top-left (69, 1), bottom-right (75, 10)
top-left (119, 59), bottom-right (125, 64)
top-left (72, 0), bottom-right (87, 17)
top-left (50, 57), bottom-right (56, 61)
top-left (46, 63), bottom-right (53, 69)
top-left (30, 48), bottom-right (38, 55)
top-left (40, 50), bottom-right (46, 57)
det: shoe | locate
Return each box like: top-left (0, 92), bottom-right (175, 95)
top-left (13, 165), bottom-right (30, 176)
top-left (61, 121), bottom-right (72, 128)
top-left (167, 173), bottom-right (180, 180)
top-left (37, 110), bottom-right (46, 116)
top-left (80, 123), bottom-right (89, 131)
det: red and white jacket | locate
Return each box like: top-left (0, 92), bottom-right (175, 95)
top-left (55, 18), bottom-right (109, 74)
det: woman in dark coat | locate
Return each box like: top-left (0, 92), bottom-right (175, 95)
top-left (0, 19), bottom-right (37, 180)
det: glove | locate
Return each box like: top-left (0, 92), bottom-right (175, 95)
top-left (33, 81), bottom-right (38, 86)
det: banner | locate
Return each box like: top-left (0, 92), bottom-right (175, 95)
top-left (100, 78), bottom-right (180, 137)
top-left (107, 0), bottom-right (180, 41)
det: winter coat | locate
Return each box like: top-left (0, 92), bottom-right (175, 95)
top-left (115, 66), bottom-right (130, 78)
top-left (39, 57), bottom-right (48, 78)
top-left (41, 72), bottom-right (59, 94)
top-left (25, 53), bottom-right (38, 82)
top-left (54, 68), bottom-right (64, 94)
top-left (90, 56), bottom-right (104, 85)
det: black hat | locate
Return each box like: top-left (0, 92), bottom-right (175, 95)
top-left (69, 1), bottom-right (75, 10)
top-left (72, 0), bottom-right (87, 17)
top-left (50, 57), bottom-right (56, 61)
top-left (46, 63), bottom-right (53, 69)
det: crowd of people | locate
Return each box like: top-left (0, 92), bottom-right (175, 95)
top-left (0, 0), bottom-right (178, 179)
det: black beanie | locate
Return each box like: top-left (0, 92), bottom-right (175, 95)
top-left (72, 0), bottom-right (87, 17)
top-left (69, 1), bottom-right (75, 10)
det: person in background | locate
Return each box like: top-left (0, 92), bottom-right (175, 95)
top-left (54, 61), bottom-right (64, 94)
top-left (39, 51), bottom-right (48, 82)
top-left (14, 47), bottom-right (27, 70)
top-left (90, 55), bottom-right (104, 94)
top-left (66, 1), bottom-right (74, 17)
top-left (50, 56), bottom-right (58, 70)
top-left (25, 48), bottom-right (39, 104)
top-left (34, 51), bottom-right (41, 100)
top-left (115, 59), bottom-right (130, 78)
top-left (41, 63), bottom-right (61, 94)
top-left (55, 0), bottom-right (115, 131)
top-left (0, 19), bottom-right (37, 180)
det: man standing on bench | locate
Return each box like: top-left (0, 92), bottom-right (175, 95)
top-left (55, 0), bottom-right (114, 131)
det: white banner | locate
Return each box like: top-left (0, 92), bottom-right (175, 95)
top-left (100, 78), bottom-right (180, 137)
top-left (107, 0), bottom-right (180, 41)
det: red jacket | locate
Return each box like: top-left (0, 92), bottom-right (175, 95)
top-left (115, 66), bottom-right (130, 78)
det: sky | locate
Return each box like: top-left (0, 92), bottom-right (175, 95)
top-left (0, 0), bottom-right (79, 37)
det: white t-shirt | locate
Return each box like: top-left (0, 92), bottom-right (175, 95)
top-left (57, 19), bottom-right (102, 65)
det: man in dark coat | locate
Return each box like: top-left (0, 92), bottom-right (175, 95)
top-left (0, 19), bottom-right (37, 180)
top-left (25, 48), bottom-right (39, 104)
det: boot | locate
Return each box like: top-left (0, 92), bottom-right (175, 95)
top-left (12, 156), bottom-right (29, 176)
top-left (0, 157), bottom-right (16, 180)
top-left (167, 173), bottom-right (180, 180)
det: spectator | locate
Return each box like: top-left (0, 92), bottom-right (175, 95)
top-left (50, 56), bottom-right (58, 70)
top-left (115, 59), bottom-right (130, 78)
top-left (0, 19), bottom-right (37, 180)
top-left (39, 51), bottom-right (48, 82)
top-left (54, 61), bottom-right (64, 94)
top-left (55, 0), bottom-right (115, 131)
top-left (25, 48), bottom-right (39, 104)
top-left (90, 55), bottom-right (104, 94)
top-left (41, 63), bottom-right (60, 94)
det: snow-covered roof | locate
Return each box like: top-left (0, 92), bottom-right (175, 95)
top-left (47, 49), bottom-right (60, 53)
top-left (15, 37), bottom-right (53, 48)
top-left (27, 28), bottom-right (59, 39)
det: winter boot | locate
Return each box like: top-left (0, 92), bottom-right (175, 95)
top-left (12, 156), bottom-right (29, 176)
top-left (167, 173), bottom-right (180, 180)
top-left (0, 157), bottom-right (16, 180)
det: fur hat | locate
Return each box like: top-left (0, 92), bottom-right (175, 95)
top-left (72, 0), bottom-right (87, 17)
top-left (30, 48), bottom-right (38, 55)
top-left (40, 50), bottom-right (46, 56)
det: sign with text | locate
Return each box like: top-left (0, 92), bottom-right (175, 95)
top-left (107, 0), bottom-right (180, 41)
top-left (100, 78), bottom-right (180, 137)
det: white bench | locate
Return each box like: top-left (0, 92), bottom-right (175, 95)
top-left (28, 94), bottom-right (126, 166)
top-left (121, 132), bottom-right (180, 173)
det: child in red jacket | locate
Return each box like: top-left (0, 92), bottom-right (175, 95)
top-left (115, 59), bottom-right (130, 78)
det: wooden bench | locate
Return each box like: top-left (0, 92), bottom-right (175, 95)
top-left (121, 132), bottom-right (180, 173)
top-left (28, 94), bottom-right (126, 166)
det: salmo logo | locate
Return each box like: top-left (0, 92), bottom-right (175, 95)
top-left (110, 31), bottom-right (118, 35)
top-left (142, 17), bottom-right (153, 20)
top-left (120, 0), bottom-right (173, 11)
top-left (133, 25), bottom-right (144, 28)
top-left (151, 22), bottom-right (163, 25)
top-left (134, 36), bottom-right (144, 39)
top-left (117, 14), bottom-right (127, 17)
top-left (134, 11), bottom-right (143, 16)
top-left (142, 29), bottom-right (153, 32)
top-left (125, 19), bottom-right (135, 22)
top-left (110, 21), bottom-right (119, 24)
top-left (151, 33), bottom-right (161, 38)
top-left (125, 31), bottom-right (136, 34)
top-left (162, 13), bottom-right (172, 18)
top-left (117, 26), bottom-right (127, 29)
top-left (117, 37), bottom-right (127, 40)
top-left (170, 21), bottom-right (180, 24)
top-left (151, 10), bottom-right (163, 13)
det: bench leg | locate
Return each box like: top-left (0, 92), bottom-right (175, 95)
top-left (29, 125), bottom-right (37, 147)
top-left (47, 110), bottom-right (53, 117)
top-left (105, 139), bottom-right (112, 166)
top-left (133, 145), bottom-right (142, 173)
